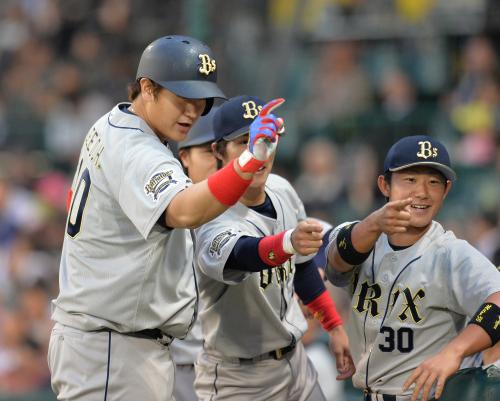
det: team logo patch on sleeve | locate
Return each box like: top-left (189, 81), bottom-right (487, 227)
top-left (144, 170), bottom-right (177, 201)
top-left (209, 230), bottom-right (237, 257)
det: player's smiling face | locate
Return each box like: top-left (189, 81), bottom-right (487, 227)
top-left (140, 83), bottom-right (206, 142)
top-left (383, 166), bottom-right (451, 230)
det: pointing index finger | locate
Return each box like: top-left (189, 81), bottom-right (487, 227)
top-left (394, 197), bottom-right (413, 210)
top-left (259, 98), bottom-right (285, 117)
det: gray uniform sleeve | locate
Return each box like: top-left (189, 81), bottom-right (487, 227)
top-left (444, 240), bottom-right (500, 317)
top-left (195, 220), bottom-right (250, 285)
top-left (109, 137), bottom-right (190, 239)
top-left (325, 221), bottom-right (361, 287)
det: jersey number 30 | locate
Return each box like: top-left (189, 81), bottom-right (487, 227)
top-left (379, 326), bottom-right (414, 353)
top-left (67, 168), bottom-right (91, 237)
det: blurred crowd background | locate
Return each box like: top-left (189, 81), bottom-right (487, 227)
top-left (0, 0), bottom-right (499, 400)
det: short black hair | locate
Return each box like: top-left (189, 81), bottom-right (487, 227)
top-left (127, 79), bottom-right (162, 101)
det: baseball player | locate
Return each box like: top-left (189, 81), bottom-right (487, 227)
top-left (171, 108), bottom-right (218, 401)
top-left (193, 95), bottom-right (355, 401)
top-left (325, 135), bottom-right (500, 401)
top-left (48, 35), bottom-right (285, 401)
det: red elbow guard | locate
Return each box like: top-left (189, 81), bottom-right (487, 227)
top-left (258, 231), bottom-right (293, 267)
top-left (208, 161), bottom-right (252, 206)
top-left (306, 290), bottom-right (343, 331)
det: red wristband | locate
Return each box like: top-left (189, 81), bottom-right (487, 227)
top-left (306, 290), bottom-right (343, 331)
top-left (258, 231), bottom-right (293, 267)
top-left (208, 161), bottom-right (252, 206)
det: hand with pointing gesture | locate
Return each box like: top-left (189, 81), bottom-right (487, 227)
top-left (372, 197), bottom-right (413, 236)
top-left (238, 98), bottom-right (285, 173)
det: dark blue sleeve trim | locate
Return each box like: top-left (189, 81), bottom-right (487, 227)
top-left (294, 259), bottom-right (327, 305)
top-left (225, 236), bottom-right (270, 272)
top-left (312, 228), bottom-right (333, 270)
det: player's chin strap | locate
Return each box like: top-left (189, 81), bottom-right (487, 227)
top-left (468, 302), bottom-right (500, 345)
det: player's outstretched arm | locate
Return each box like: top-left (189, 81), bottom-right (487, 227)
top-left (403, 291), bottom-right (500, 401)
top-left (327, 198), bottom-right (413, 272)
top-left (328, 325), bottom-right (356, 380)
top-left (164, 99), bottom-right (285, 229)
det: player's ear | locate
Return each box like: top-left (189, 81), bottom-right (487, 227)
top-left (178, 149), bottom-right (189, 169)
top-left (442, 180), bottom-right (452, 200)
top-left (211, 142), bottom-right (223, 161)
top-left (377, 175), bottom-right (390, 198)
top-left (139, 78), bottom-right (155, 101)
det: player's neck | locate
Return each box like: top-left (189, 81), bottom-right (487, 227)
top-left (240, 187), bottom-right (266, 207)
top-left (388, 223), bottom-right (433, 247)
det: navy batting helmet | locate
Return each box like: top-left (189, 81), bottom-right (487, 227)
top-left (136, 35), bottom-right (226, 115)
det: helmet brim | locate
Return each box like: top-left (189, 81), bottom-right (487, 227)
top-left (389, 162), bottom-right (457, 181)
top-left (159, 80), bottom-right (227, 101)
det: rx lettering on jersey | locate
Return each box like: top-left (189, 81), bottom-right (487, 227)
top-left (198, 54), bottom-right (216, 75)
top-left (144, 170), bottom-right (177, 201)
top-left (392, 287), bottom-right (426, 323)
top-left (416, 141), bottom-right (438, 159)
top-left (242, 101), bottom-right (263, 119)
top-left (354, 281), bottom-right (382, 317)
top-left (354, 281), bottom-right (427, 323)
top-left (209, 230), bottom-right (237, 257)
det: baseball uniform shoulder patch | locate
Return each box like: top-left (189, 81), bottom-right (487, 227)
top-left (209, 230), bottom-right (237, 257)
top-left (144, 170), bottom-right (177, 201)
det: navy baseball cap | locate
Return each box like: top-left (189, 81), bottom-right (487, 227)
top-left (384, 135), bottom-right (457, 181)
top-left (178, 106), bottom-right (218, 150)
top-left (213, 95), bottom-right (265, 142)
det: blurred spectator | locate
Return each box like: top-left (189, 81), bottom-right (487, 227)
top-left (44, 62), bottom-right (113, 167)
top-left (0, 3), bottom-right (30, 54)
top-left (0, 309), bottom-right (48, 394)
top-left (341, 143), bottom-right (382, 220)
top-left (303, 41), bottom-right (373, 141)
top-left (360, 68), bottom-right (437, 166)
top-left (467, 210), bottom-right (500, 261)
top-left (294, 137), bottom-right (345, 222)
top-left (451, 77), bottom-right (500, 166)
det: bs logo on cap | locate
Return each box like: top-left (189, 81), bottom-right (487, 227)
top-left (384, 135), bottom-right (457, 181)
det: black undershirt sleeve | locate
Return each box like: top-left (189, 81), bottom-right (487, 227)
top-left (225, 236), bottom-right (269, 272)
top-left (294, 259), bottom-right (327, 305)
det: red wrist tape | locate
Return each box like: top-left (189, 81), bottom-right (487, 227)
top-left (258, 231), bottom-right (293, 267)
top-left (306, 290), bottom-right (343, 331)
top-left (239, 157), bottom-right (265, 173)
top-left (208, 161), bottom-right (252, 206)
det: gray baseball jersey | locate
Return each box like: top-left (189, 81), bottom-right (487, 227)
top-left (326, 220), bottom-right (500, 397)
top-left (52, 102), bottom-right (197, 338)
top-left (194, 173), bottom-right (312, 358)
